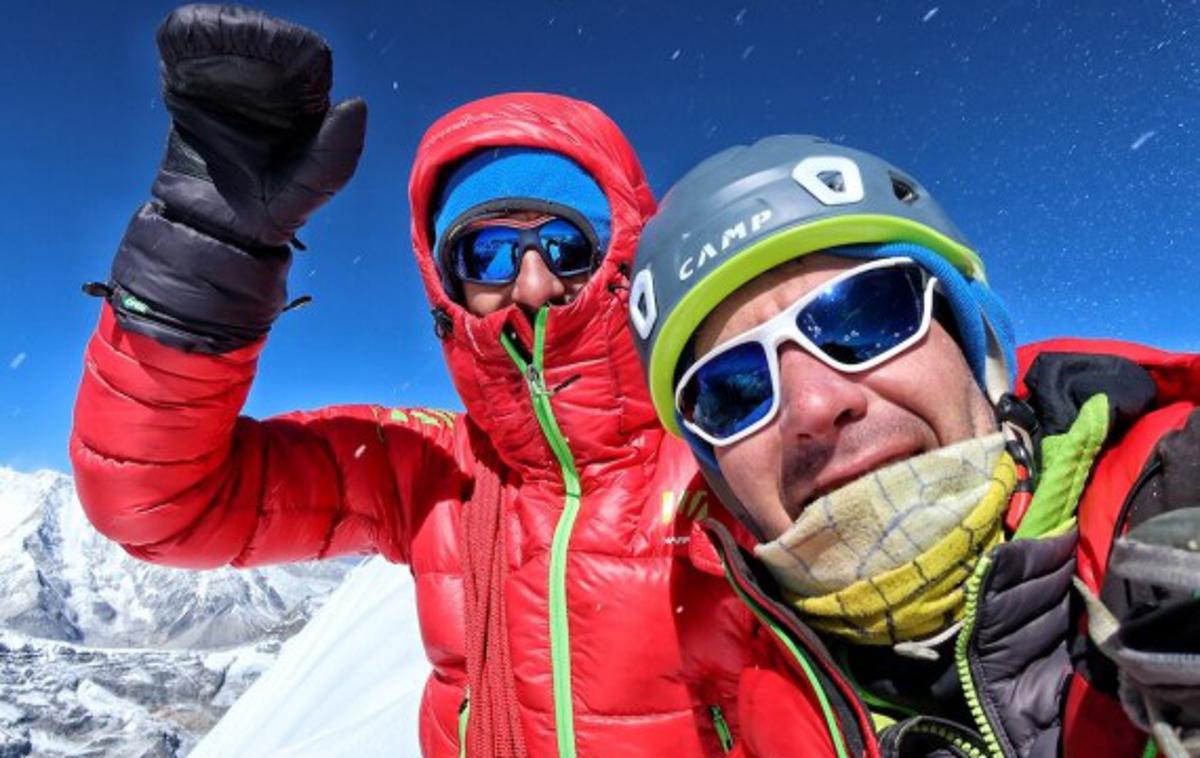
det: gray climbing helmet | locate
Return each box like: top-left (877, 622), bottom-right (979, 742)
top-left (629, 134), bottom-right (1004, 438)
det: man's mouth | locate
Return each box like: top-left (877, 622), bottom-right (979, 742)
top-left (784, 444), bottom-right (925, 517)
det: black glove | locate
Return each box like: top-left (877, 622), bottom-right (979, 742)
top-left (99, 4), bottom-right (367, 353)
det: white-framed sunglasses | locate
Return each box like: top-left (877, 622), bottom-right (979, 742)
top-left (675, 256), bottom-right (940, 447)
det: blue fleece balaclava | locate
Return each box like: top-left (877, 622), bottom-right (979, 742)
top-left (432, 147), bottom-right (612, 295)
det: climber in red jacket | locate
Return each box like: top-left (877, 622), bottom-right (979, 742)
top-left (71, 5), bottom-right (753, 757)
top-left (630, 135), bottom-right (1200, 757)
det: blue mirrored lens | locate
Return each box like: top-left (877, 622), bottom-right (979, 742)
top-left (798, 266), bottom-right (926, 365)
top-left (682, 342), bottom-right (774, 441)
top-left (457, 227), bottom-right (519, 282)
top-left (538, 219), bottom-right (592, 274)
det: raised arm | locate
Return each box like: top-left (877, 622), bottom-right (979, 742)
top-left (70, 5), bottom-right (456, 568)
top-left (71, 305), bottom-right (463, 568)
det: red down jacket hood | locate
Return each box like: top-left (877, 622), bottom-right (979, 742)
top-left (408, 93), bottom-right (660, 483)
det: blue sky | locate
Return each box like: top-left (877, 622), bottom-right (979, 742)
top-left (3, 0), bottom-right (1197, 471)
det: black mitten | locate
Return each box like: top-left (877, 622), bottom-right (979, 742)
top-left (100, 4), bottom-right (367, 353)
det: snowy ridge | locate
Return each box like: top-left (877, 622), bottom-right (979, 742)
top-left (0, 467), bottom-right (354, 756)
top-left (193, 556), bottom-right (427, 757)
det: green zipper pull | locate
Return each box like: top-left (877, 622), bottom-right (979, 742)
top-left (527, 364), bottom-right (548, 396)
top-left (709, 705), bottom-right (734, 754)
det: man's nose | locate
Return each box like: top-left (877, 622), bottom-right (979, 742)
top-left (510, 246), bottom-right (565, 312)
top-left (775, 344), bottom-right (869, 440)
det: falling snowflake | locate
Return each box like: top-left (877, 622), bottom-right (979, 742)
top-left (742, 45), bottom-right (755, 60)
top-left (392, 81), bottom-right (399, 91)
top-left (734, 8), bottom-right (747, 25)
top-left (9, 353), bottom-right (25, 370)
top-left (1130, 130), bottom-right (1157, 150)
top-left (923, 7), bottom-right (940, 22)
top-left (670, 48), bottom-right (682, 61)
top-left (354, 444), bottom-right (367, 459)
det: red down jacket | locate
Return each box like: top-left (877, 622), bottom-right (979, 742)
top-left (70, 93), bottom-right (758, 757)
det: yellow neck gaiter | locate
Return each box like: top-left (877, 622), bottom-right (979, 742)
top-left (755, 434), bottom-right (1016, 646)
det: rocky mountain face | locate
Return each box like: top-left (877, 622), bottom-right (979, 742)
top-left (0, 468), bottom-right (352, 756)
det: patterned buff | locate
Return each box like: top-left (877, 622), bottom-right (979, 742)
top-left (755, 433), bottom-right (1015, 645)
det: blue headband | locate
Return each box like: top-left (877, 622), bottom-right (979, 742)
top-left (432, 147), bottom-right (612, 262)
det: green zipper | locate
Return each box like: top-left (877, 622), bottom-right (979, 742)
top-left (721, 566), bottom-right (851, 758)
top-left (457, 692), bottom-right (470, 758)
top-left (954, 554), bottom-right (1005, 757)
top-left (904, 721), bottom-right (989, 758)
top-left (500, 308), bottom-right (581, 758)
top-left (709, 705), bottom-right (734, 753)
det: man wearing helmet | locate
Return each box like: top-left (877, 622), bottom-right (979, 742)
top-left (631, 136), bottom-right (1200, 757)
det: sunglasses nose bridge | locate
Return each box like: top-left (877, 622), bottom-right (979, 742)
top-left (766, 315), bottom-right (828, 376)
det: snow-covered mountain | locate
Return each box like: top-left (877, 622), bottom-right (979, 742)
top-left (0, 468), bottom-right (350, 649)
top-left (0, 467), bottom-right (354, 756)
top-left (192, 555), bottom-right (428, 757)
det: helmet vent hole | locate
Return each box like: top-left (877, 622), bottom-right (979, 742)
top-left (891, 175), bottom-right (918, 204)
top-left (816, 170), bottom-right (846, 193)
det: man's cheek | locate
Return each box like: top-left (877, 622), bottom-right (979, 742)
top-left (718, 440), bottom-right (786, 531)
top-left (716, 446), bottom-right (755, 502)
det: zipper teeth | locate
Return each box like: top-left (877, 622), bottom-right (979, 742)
top-left (501, 311), bottom-right (580, 758)
top-left (908, 722), bottom-right (988, 758)
top-left (548, 494), bottom-right (581, 757)
top-left (709, 705), bottom-right (734, 754)
top-left (954, 555), bottom-right (1005, 758)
